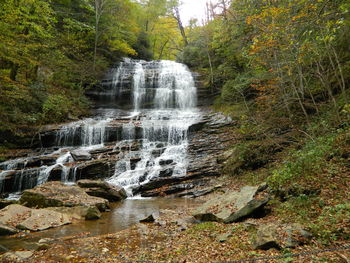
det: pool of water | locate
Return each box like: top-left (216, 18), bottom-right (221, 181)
top-left (0, 197), bottom-right (200, 251)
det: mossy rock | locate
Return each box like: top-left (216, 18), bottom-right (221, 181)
top-left (20, 191), bottom-right (63, 208)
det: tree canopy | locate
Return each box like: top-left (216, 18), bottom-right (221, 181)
top-left (181, 0), bottom-right (350, 126)
top-left (0, 0), bottom-right (186, 132)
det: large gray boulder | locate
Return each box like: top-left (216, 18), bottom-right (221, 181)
top-left (19, 181), bottom-right (109, 211)
top-left (193, 186), bottom-right (269, 223)
top-left (0, 204), bottom-right (32, 235)
top-left (224, 198), bottom-right (269, 223)
top-left (253, 224), bottom-right (281, 250)
top-left (77, 179), bottom-right (127, 201)
top-left (0, 204), bottom-right (72, 235)
top-left (17, 209), bottom-right (71, 231)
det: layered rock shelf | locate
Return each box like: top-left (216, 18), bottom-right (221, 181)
top-left (0, 111), bottom-right (234, 199)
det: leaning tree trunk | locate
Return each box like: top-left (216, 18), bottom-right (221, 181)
top-left (173, 7), bottom-right (188, 46)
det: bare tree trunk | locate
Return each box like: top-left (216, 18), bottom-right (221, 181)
top-left (331, 46), bottom-right (348, 101)
top-left (301, 73), bottom-right (319, 114)
top-left (152, 37), bottom-right (157, 57)
top-left (173, 6), bottom-right (188, 46)
top-left (325, 46), bottom-right (344, 97)
top-left (206, 46), bottom-right (214, 92)
top-left (93, 0), bottom-right (107, 71)
top-left (316, 61), bottom-right (340, 120)
top-left (203, 24), bottom-right (214, 92)
top-left (291, 81), bottom-right (310, 125)
top-left (220, 0), bottom-right (228, 20)
top-left (274, 51), bottom-right (292, 118)
top-left (297, 65), bottom-right (305, 99)
top-left (10, 63), bottom-right (19, 81)
top-left (158, 39), bottom-right (169, 60)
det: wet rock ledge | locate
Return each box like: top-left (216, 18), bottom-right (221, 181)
top-left (0, 111), bottom-right (235, 199)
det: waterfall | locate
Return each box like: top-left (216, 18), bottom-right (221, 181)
top-left (107, 60), bottom-right (199, 195)
top-left (0, 59), bottom-right (199, 198)
top-left (132, 62), bottom-right (146, 113)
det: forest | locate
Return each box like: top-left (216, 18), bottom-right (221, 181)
top-left (0, 0), bottom-right (349, 262)
top-left (1, 0), bottom-right (349, 136)
top-left (0, 0), bottom-right (185, 133)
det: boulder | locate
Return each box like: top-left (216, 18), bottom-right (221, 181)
top-left (47, 166), bottom-right (63, 181)
top-left (39, 238), bottom-right (54, 243)
top-left (19, 181), bottom-right (109, 211)
top-left (173, 217), bottom-right (196, 231)
top-left (0, 204), bottom-right (73, 235)
top-left (175, 185), bottom-right (222, 198)
top-left (74, 159), bottom-right (114, 180)
top-left (217, 232), bottom-right (232, 243)
top-left (0, 204), bottom-right (32, 230)
top-left (141, 182), bottom-right (198, 197)
top-left (253, 223), bottom-right (312, 250)
top-left (0, 223), bottom-right (18, 236)
top-left (17, 209), bottom-right (71, 231)
top-left (47, 206), bottom-right (101, 220)
top-left (193, 186), bottom-right (268, 223)
top-left (134, 174), bottom-right (199, 194)
top-left (77, 179), bottom-right (127, 201)
top-left (253, 224), bottom-right (281, 250)
top-left (2, 251), bottom-right (33, 261)
top-left (283, 224), bottom-right (312, 248)
top-left (1, 168), bottom-right (41, 194)
top-left (140, 214), bottom-right (155, 223)
top-left (224, 198), bottom-right (269, 223)
top-left (70, 150), bottom-right (92, 161)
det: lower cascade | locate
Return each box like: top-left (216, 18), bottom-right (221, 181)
top-left (0, 59), bottom-right (200, 198)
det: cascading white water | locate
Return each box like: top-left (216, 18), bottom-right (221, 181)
top-left (132, 62), bottom-right (146, 113)
top-left (107, 60), bottom-right (199, 195)
top-left (56, 118), bottom-right (110, 146)
top-left (0, 59), bottom-right (199, 198)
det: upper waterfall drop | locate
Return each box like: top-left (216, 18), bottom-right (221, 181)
top-left (106, 59), bottom-right (200, 195)
top-left (154, 60), bottom-right (197, 110)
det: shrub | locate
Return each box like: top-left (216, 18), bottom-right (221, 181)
top-left (42, 94), bottom-right (71, 123)
top-left (310, 203), bottom-right (350, 244)
top-left (267, 133), bottom-right (336, 192)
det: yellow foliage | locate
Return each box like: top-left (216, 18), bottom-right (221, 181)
top-left (108, 39), bottom-right (137, 56)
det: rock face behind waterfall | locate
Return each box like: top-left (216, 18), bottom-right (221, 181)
top-left (0, 59), bottom-right (234, 200)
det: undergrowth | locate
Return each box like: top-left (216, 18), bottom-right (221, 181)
top-left (219, 99), bottom-right (350, 245)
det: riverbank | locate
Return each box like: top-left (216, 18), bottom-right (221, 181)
top-left (10, 176), bottom-right (349, 263)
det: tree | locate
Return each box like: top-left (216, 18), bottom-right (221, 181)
top-left (0, 0), bottom-right (54, 81)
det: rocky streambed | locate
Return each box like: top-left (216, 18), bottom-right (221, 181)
top-left (0, 178), bottom-right (316, 263)
top-left (0, 110), bottom-right (237, 249)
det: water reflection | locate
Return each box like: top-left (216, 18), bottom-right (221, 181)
top-left (0, 198), bottom-right (200, 251)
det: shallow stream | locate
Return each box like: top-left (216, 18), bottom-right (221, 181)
top-left (0, 198), bottom-right (201, 251)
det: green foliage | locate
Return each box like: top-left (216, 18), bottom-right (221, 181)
top-left (42, 95), bottom-right (71, 123)
top-left (310, 203), bottom-right (350, 243)
top-left (0, 0), bottom-right (185, 136)
top-left (190, 222), bottom-right (218, 232)
top-left (184, 0), bottom-right (350, 126)
top-left (267, 133), bottom-right (336, 192)
top-left (132, 31), bottom-right (153, 60)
